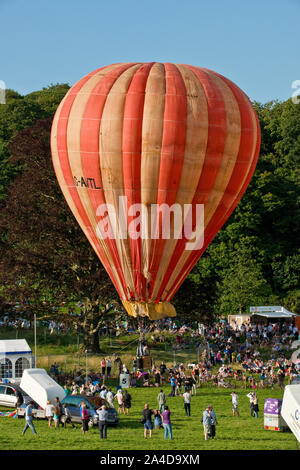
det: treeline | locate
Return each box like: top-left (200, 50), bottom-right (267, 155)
top-left (0, 85), bottom-right (299, 333)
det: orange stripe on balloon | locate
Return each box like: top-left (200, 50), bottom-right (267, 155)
top-left (164, 71), bottom-right (259, 301)
top-left (156, 66), bottom-right (227, 301)
top-left (147, 63), bottom-right (188, 301)
top-left (54, 66), bottom-right (124, 298)
top-left (80, 63), bottom-right (137, 298)
top-left (122, 62), bottom-right (154, 299)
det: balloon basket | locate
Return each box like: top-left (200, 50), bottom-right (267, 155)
top-left (122, 300), bottom-right (176, 320)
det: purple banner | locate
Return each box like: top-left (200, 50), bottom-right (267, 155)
top-left (264, 398), bottom-right (282, 415)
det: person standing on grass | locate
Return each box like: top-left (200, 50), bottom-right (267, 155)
top-left (106, 358), bottom-right (112, 378)
top-left (208, 405), bottom-right (218, 439)
top-left (53, 396), bottom-right (63, 428)
top-left (142, 403), bottom-right (154, 440)
top-left (162, 405), bottom-right (173, 440)
top-left (97, 405), bottom-right (108, 439)
top-left (101, 358), bottom-right (106, 381)
top-left (202, 406), bottom-right (211, 441)
top-left (80, 402), bottom-right (89, 434)
top-left (182, 389), bottom-right (192, 416)
top-left (154, 410), bottom-right (162, 429)
top-left (252, 394), bottom-right (259, 418)
top-left (170, 375), bottom-right (176, 396)
top-left (45, 400), bottom-right (54, 428)
top-left (157, 389), bottom-right (166, 413)
top-left (123, 390), bottom-right (132, 415)
top-left (115, 389), bottom-right (125, 415)
top-left (247, 391), bottom-right (256, 417)
top-left (22, 401), bottom-right (37, 436)
top-left (277, 367), bottom-right (285, 390)
top-left (231, 391), bottom-right (240, 417)
top-left (106, 388), bottom-right (115, 408)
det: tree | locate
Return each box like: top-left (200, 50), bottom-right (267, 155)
top-left (215, 247), bottom-right (272, 316)
top-left (0, 84), bottom-right (70, 201)
top-left (0, 118), bottom-right (122, 352)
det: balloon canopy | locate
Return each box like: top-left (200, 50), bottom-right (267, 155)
top-left (50, 62), bottom-right (260, 320)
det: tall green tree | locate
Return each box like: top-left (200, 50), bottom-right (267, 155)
top-left (0, 118), bottom-right (122, 352)
top-left (215, 247), bottom-right (272, 315)
top-left (0, 84), bottom-right (70, 200)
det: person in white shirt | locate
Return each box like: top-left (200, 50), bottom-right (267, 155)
top-left (106, 389), bottom-right (115, 408)
top-left (231, 392), bottom-right (239, 417)
top-left (96, 405), bottom-right (108, 439)
top-left (182, 390), bottom-right (191, 416)
top-left (115, 389), bottom-right (125, 415)
top-left (246, 391), bottom-right (256, 417)
top-left (106, 359), bottom-right (112, 378)
top-left (45, 400), bottom-right (54, 428)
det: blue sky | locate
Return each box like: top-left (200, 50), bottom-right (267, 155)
top-left (0, 0), bottom-right (299, 103)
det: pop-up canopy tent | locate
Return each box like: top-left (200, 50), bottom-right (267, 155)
top-left (250, 306), bottom-right (296, 320)
top-left (0, 339), bottom-right (32, 382)
top-left (228, 306), bottom-right (297, 328)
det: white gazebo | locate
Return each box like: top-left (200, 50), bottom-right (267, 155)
top-left (0, 339), bottom-right (32, 382)
top-left (249, 306), bottom-right (296, 321)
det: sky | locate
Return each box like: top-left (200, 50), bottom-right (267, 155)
top-left (0, 0), bottom-right (299, 103)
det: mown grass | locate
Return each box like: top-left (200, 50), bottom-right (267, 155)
top-left (0, 382), bottom-right (297, 451)
top-left (1, 328), bottom-right (298, 450)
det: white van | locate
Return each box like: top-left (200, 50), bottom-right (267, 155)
top-left (281, 384), bottom-right (300, 443)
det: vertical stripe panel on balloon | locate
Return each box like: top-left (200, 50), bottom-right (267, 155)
top-left (160, 68), bottom-right (242, 300)
top-left (153, 64), bottom-right (209, 301)
top-left (164, 74), bottom-right (259, 301)
top-left (159, 66), bottom-right (227, 300)
top-left (80, 63), bottom-right (137, 299)
top-left (147, 63), bottom-right (188, 301)
top-left (99, 64), bottom-right (142, 299)
top-left (122, 63), bottom-right (154, 300)
top-left (51, 65), bottom-right (124, 297)
top-left (66, 65), bottom-right (127, 299)
top-left (140, 63), bottom-right (166, 301)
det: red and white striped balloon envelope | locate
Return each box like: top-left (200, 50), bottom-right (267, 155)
top-left (51, 62), bottom-right (260, 320)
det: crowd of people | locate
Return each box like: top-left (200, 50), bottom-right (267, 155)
top-left (2, 313), bottom-right (299, 441)
top-left (45, 315), bottom-right (300, 398)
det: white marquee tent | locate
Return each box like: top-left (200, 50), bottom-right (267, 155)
top-left (0, 339), bottom-right (32, 382)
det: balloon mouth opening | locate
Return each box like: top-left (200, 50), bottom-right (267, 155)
top-left (122, 300), bottom-right (176, 320)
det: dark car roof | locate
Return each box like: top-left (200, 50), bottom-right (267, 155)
top-left (62, 394), bottom-right (103, 404)
top-left (61, 394), bottom-right (115, 411)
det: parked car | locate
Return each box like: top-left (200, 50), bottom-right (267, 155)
top-left (61, 395), bottom-right (119, 427)
top-left (0, 382), bottom-right (31, 408)
top-left (17, 394), bottom-right (120, 427)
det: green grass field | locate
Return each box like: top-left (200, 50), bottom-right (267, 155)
top-left (0, 382), bottom-right (297, 451)
top-left (0, 328), bottom-right (298, 451)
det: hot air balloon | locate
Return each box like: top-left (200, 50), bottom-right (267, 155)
top-left (50, 62), bottom-right (260, 320)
